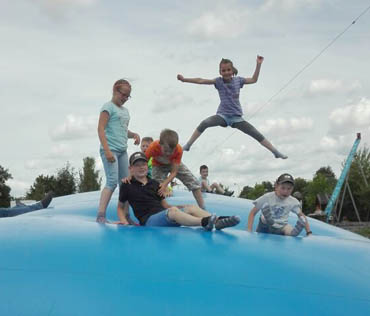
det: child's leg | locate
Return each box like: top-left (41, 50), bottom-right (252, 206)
top-left (97, 150), bottom-right (120, 222)
top-left (210, 183), bottom-right (225, 194)
top-left (167, 207), bottom-right (202, 226)
top-left (192, 189), bottom-right (205, 210)
top-left (176, 163), bottom-right (205, 209)
top-left (183, 115), bottom-right (227, 151)
top-left (117, 150), bottom-right (129, 182)
top-left (183, 205), bottom-right (211, 218)
top-left (232, 121), bottom-right (287, 159)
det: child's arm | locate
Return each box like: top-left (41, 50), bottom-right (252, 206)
top-left (247, 206), bottom-right (259, 232)
top-left (244, 55), bottom-right (264, 84)
top-left (177, 74), bottom-right (215, 85)
top-left (98, 112), bottom-right (115, 162)
top-left (158, 163), bottom-right (179, 197)
top-left (117, 201), bottom-right (130, 225)
top-left (128, 130), bottom-right (140, 145)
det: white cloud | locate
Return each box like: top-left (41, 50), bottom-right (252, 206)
top-left (261, 0), bottom-right (322, 12)
top-left (309, 79), bottom-right (343, 94)
top-left (186, 8), bottom-right (249, 39)
top-left (328, 98), bottom-right (370, 136)
top-left (259, 117), bottom-right (313, 134)
top-left (50, 114), bottom-right (98, 141)
top-left (6, 179), bottom-right (30, 197)
top-left (152, 88), bottom-right (195, 113)
top-left (307, 79), bottom-right (362, 96)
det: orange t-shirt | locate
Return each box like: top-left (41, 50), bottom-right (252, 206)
top-left (145, 140), bottom-right (183, 166)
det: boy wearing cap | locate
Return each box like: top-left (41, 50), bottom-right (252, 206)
top-left (117, 152), bottom-right (240, 230)
top-left (247, 173), bottom-right (312, 237)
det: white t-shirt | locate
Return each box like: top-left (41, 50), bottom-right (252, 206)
top-left (253, 192), bottom-right (301, 229)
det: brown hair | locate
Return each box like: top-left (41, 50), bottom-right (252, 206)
top-left (220, 58), bottom-right (238, 75)
top-left (200, 165), bottom-right (208, 172)
top-left (159, 129), bottom-right (178, 149)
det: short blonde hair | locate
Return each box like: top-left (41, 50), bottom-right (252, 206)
top-left (113, 79), bottom-right (131, 93)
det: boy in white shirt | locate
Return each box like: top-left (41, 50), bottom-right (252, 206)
top-left (247, 174), bottom-right (312, 237)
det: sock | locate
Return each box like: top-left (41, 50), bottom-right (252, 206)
top-left (201, 216), bottom-right (211, 227)
top-left (273, 151), bottom-right (288, 159)
top-left (202, 214), bottom-right (217, 231)
top-left (182, 143), bottom-right (191, 151)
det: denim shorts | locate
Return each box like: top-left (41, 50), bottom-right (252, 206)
top-left (100, 149), bottom-right (128, 191)
top-left (217, 114), bottom-right (245, 127)
top-left (145, 210), bottom-right (181, 227)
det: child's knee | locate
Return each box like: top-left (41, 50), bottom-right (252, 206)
top-left (167, 207), bottom-right (180, 219)
top-left (282, 224), bottom-right (293, 235)
top-left (105, 181), bottom-right (117, 191)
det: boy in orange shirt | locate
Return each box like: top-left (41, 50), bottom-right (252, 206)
top-left (145, 129), bottom-right (205, 209)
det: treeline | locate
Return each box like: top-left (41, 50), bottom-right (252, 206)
top-left (238, 147), bottom-right (370, 222)
top-left (1, 148), bottom-right (370, 222)
top-left (0, 157), bottom-right (101, 206)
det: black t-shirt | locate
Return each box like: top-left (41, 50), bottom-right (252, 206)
top-left (119, 177), bottom-right (165, 225)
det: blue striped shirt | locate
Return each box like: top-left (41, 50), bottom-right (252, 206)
top-left (214, 76), bottom-right (245, 116)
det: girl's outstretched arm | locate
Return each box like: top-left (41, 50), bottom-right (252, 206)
top-left (244, 55), bottom-right (264, 84)
top-left (177, 74), bottom-right (215, 85)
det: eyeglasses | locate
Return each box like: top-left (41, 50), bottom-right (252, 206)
top-left (118, 89), bottom-right (131, 99)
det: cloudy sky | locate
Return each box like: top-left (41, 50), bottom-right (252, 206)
top-left (1, 0), bottom-right (370, 197)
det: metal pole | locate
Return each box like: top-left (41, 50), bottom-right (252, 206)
top-left (325, 133), bottom-right (361, 222)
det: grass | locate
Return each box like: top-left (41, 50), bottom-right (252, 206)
top-left (357, 227), bottom-right (370, 239)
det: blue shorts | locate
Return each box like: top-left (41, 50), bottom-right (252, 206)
top-left (217, 114), bottom-right (245, 127)
top-left (145, 210), bottom-right (181, 227)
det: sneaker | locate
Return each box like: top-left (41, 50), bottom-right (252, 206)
top-left (203, 214), bottom-right (217, 231)
top-left (215, 215), bottom-right (240, 230)
top-left (40, 191), bottom-right (54, 208)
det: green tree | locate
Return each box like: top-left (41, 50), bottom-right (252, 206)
top-left (315, 166), bottom-right (337, 187)
top-left (261, 181), bottom-right (273, 192)
top-left (0, 165), bottom-right (12, 207)
top-left (54, 162), bottom-right (77, 197)
top-left (239, 185), bottom-right (253, 199)
top-left (304, 173), bottom-right (335, 215)
top-left (78, 157), bottom-right (101, 193)
top-left (26, 175), bottom-right (57, 201)
top-left (341, 147), bottom-right (370, 221)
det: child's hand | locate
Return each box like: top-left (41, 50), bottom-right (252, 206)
top-left (105, 150), bottom-right (116, 163)
top-left (133, 133), bottom-right (140, 145)
top-left (158, 182), bottom-right (169, 197)
top-left (121, 175), bottom-right (132, 184)
top-left (257, 55), bottom-right (264, 64)
top-left (177, 74), bottom-right (184, 82)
